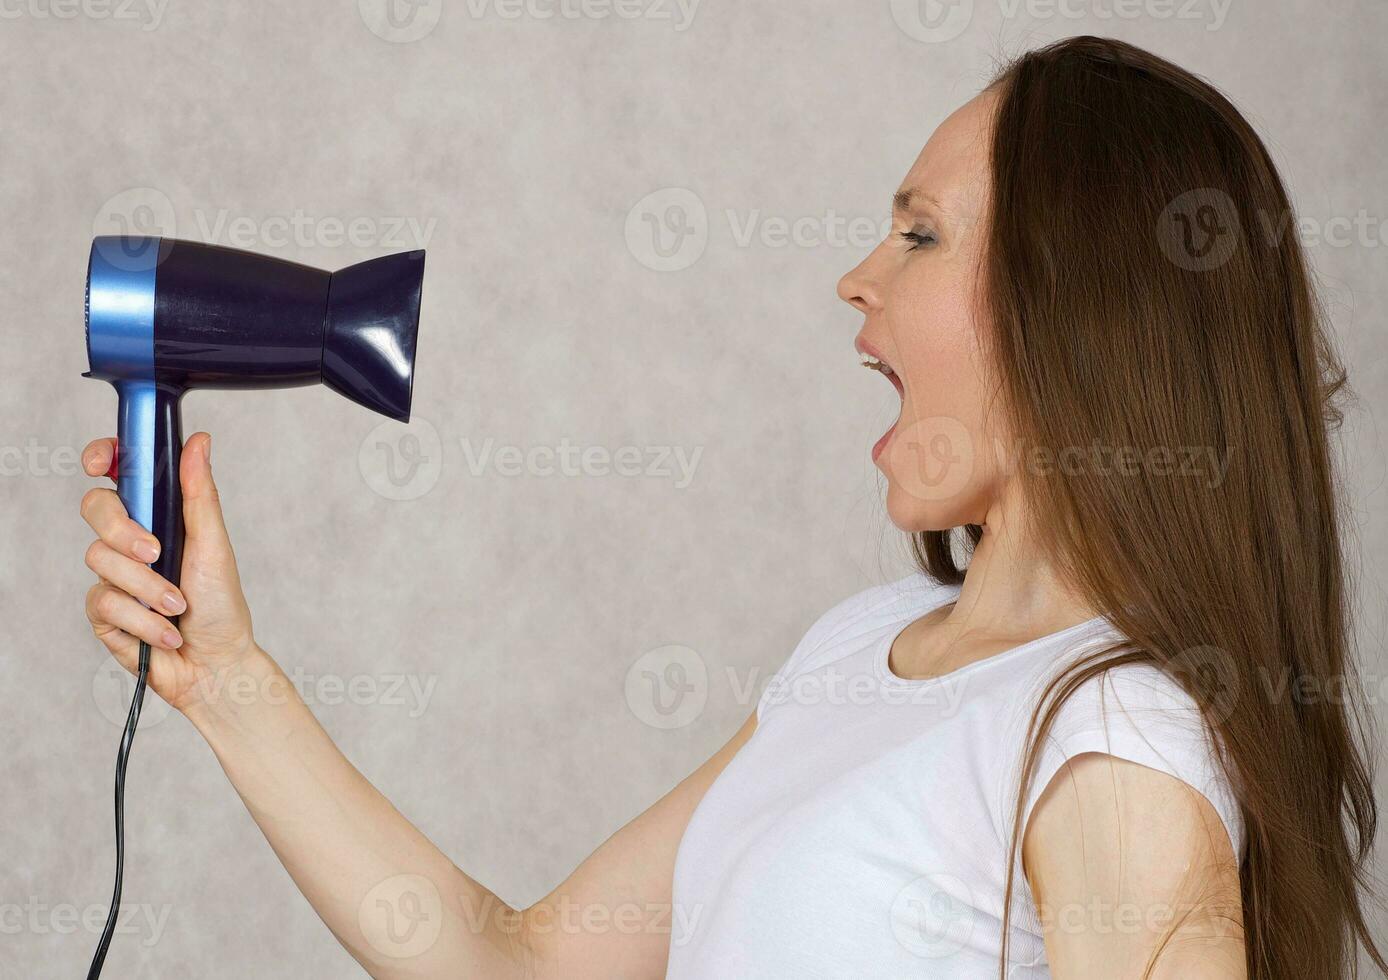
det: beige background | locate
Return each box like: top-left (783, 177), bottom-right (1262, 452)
top-left (2, 0), bottom-right (1385, 976)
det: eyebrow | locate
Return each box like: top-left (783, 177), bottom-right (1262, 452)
top-left (892, 188), bottom-right (945, 214)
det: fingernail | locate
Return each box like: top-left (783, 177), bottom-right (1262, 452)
top-left (162, 629), bottom-right (183, 649)
top-left (161, 592), bottom-right (186, 614)
top-left (133, 540), bottom-right (159, 562)
top-left (204, 435), bottom-right (211, 463)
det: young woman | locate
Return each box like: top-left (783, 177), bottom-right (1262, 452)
top-left (77, 36), bottom-right (1383, 979)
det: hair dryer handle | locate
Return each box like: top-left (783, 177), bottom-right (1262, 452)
top-left (115, 381), bottom-right (185, 590)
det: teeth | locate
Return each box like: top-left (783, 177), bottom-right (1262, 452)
top-left (860, 352), bottom-right (893, 375)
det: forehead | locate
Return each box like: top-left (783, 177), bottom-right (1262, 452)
top-left (896, 89), bottom-right (997, 218)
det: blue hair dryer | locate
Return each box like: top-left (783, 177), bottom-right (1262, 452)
top-left (82, 235), bottom-right (424, 978)
top-left (84, 236), bottom-right (425, 586)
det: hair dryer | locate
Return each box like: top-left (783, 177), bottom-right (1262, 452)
top-left (81, 235), bottom-right (424, 979)
top-left (84, 235), bottom-right (425, 587)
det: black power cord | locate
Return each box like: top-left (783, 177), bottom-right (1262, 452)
top-left (86, 640), bottom-right (152, 979)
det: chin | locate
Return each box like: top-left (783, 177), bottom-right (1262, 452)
top-left (877, 411), bottom-right (989, 532)
top-left (883, 481), bottom-right (967, 533)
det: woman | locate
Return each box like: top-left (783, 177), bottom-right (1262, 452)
top-left (77, 37), bottom-right (1383, 979)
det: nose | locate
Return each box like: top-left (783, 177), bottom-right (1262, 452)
top-left (837, 253), bottom-right (883, 314)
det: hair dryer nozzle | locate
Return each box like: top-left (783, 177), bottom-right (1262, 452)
top-left (322, 250), bottom-right (425, 423)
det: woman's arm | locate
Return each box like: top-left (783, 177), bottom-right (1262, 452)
top-left (80, 433), bottom-right (755, 979)
top-left (187, 652), bottom-right (754, 979)
top-left (1024, 753), bottom-right (1246, 979)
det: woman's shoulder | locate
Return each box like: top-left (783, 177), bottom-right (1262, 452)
top-left (780, 572), bottom-right (959, 678)
top-left (814, 571), bottom-right (955, 629)
top-left (1004, 650), bottom-right (1245, 864)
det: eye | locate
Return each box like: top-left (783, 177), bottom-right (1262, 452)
top-left (897, 229), bottom-right (938, 251)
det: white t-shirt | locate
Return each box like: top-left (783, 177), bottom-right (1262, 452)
top-left (666, 574), bottom-right (1243, 979)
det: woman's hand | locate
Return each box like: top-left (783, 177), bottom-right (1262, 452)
top-left (81, 431), bottom-right (256, 715)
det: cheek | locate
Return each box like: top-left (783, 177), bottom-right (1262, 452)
top-left (880, 265), bottom-right (998, 529)
top-left (887, 268), bottom-right (988, 435)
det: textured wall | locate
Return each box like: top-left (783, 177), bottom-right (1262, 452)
top-left (1, 1), bottom-right (1384, 976)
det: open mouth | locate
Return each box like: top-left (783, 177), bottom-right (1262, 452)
top-left (860, 351), bottom-right (905, 397)
top-left (857, 342), bottom-right (904, 462)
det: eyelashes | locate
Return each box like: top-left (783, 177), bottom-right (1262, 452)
top-left (897, 229), bottom-right (938, 251)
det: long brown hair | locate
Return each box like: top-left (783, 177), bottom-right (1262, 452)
top-left (913, 36), bottom-right (1384, 978)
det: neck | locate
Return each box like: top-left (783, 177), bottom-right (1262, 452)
top-left (942, 489), bottom-right (1097, 641)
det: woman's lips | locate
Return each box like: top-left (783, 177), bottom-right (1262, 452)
top-left (872, 421), bottom-right (897, 462)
